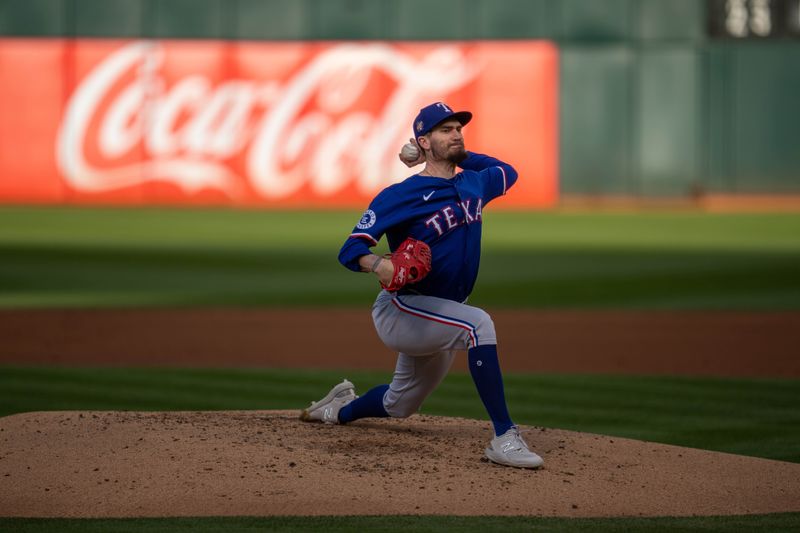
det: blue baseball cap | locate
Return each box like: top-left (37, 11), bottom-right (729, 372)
top-left (412, 102), bottom-right (472, 139)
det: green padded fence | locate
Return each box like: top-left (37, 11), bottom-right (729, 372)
top-left (1, 0), bottom-right (797, 197)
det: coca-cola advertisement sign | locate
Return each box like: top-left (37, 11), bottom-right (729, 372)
top-left (0, 39), bottom-right (558, 208)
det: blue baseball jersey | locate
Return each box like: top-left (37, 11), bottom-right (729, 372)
top-left (338, 152), bottom-right (518, 303)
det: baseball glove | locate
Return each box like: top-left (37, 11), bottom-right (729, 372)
top-left (381, 237), bottom-right (432, 292)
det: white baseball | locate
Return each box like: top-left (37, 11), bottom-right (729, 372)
top-left (400, 142), bottom-right (419, 162)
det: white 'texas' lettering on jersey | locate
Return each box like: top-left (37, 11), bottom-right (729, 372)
top-left (424, 198), bottom-right (483, 237)
top-left (460, 200), bottom-right (474, 223)
top-left (425, 214), bottom-right (443, 235)
top-left (442, 206), bottom-right (458, 230)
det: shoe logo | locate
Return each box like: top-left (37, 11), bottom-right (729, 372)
top-left (323, 407), bottom-right (333, 419)
top-left (423, 191), bottom-right (435, 201)
top-left (502, 441), bottom-right (519, 453)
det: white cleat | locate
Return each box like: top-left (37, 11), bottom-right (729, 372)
top-left (485, 426), bottom-right (544, 469)
top-left (299, 379), bottom-right (357, 424)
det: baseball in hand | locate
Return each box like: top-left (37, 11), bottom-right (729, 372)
top-left (400, 142), bottom-right (420, 163)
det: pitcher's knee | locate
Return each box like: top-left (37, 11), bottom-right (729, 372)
top-left (383, 394), bottom-right (421, 418)
top-left (473, 309), bottom-right (497, 346)
top-left (385, 404), bottom-right (418, 418)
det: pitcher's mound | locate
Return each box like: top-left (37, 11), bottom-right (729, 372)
top-left (1, 410), bottom-right (799, 518)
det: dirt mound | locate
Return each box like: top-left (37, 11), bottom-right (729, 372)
top-left (1, 410), bottom-right (799, 518)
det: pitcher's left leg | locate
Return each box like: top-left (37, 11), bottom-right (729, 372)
top-left (381, 294), bottom-right (515, 433)
top-left (467, 344), bottom-right (513, 436)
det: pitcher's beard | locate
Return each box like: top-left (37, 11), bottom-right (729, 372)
top-left (430, 143), bottom-right (468, 165)
top-left (447, 147), bottom-right (468, 164)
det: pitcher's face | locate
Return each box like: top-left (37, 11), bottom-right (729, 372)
top-left (423, 120), bottom-right (467, 164)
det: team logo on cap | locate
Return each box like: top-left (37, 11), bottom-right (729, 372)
top-left (415, 120), bottom-right (425, 132)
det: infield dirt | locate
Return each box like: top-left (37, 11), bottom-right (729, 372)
top-left (1, 308), bottom-right (799, 518)
top-left (2, 410), bottom-right (800, 518)
top-left (2, 308), bottom-right (798, 376)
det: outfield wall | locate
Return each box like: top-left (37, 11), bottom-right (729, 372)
top-left (0, 39), bottom-right (558, 207)
top-left (0, 0), bottom-right (798, 205)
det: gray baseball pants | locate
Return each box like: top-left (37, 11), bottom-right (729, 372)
top-left (371, 290), bottom-right (497, 418)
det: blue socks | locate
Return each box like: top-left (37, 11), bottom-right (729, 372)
top-left (338, 384), bottom-right (390, 424)
top-left (338, 346), bottom-right (513, 436)
top-left (468, 344), bottom-right (514, 436)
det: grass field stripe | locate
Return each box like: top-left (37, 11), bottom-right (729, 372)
top-left (393, 296), bottom-right (478, 347)
top-left (349, 232), bottom-right (378, 245)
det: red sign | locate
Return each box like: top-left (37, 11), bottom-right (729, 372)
top-left (0, 39), bottom-right (558, 208)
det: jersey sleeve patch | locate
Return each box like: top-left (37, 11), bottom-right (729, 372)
top-left (356, 209), bottom-right (377, 229)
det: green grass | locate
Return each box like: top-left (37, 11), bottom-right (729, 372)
top-left (1, 206), bottom-right (799, 309)
top-left (2, 367), bottom-right (798, 463)
top-left (2, 514), bottom-right (800, 533)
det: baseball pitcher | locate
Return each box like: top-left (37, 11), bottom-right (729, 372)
top-left (300, 102), bottom-right (543, 469)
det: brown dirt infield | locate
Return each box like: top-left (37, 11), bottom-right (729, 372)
top-left (2, 308), bottom-right (799, 376)
top-left (1, 308), bottom-right (799, 518)
top-left (2, 410), bottom-right (800, 518)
